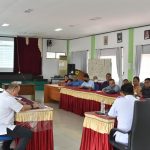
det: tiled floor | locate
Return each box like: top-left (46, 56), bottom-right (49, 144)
top-left (0, 91), bottom-right (84, 150)
top-left (48, 101), bottom-right (84, 150)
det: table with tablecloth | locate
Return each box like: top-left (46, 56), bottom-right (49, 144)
top-left (60, 87), bottom-right (119, 116)
top-left (80, 112), bottom-right (115, 150)
top-left (15, 106), bottom-right (54, 150)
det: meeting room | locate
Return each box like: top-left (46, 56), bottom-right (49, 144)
top-left (0, 0), bottom-right (150, 150)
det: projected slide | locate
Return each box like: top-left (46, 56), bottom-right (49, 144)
top-left (0, 38), bottom-right (14, 72)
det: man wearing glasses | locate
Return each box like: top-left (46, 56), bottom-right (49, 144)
top-left (0, 83), bottom-right (39, 150)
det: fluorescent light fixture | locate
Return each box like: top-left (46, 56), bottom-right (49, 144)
top-left (24, 9), bottom-right (33, 13)
top-left (1, 23), bottom-right (10, 27)
top-left (54, 28), bottom-right (63, 32)
top-left (89, 17), bottom-right (102, 21)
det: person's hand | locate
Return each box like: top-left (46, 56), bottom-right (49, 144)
top-left (32, 102), bottom-right (40, 109)
top-left (102, 89), bottom-right (105, 93)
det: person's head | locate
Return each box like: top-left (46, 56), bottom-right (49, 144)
top-left (144, 78), bottom-right (150, 88)
top-left (106, 73), bottom-right (111, 81)
top-left (64, 75), bottom-right (69, 81)
top-left (109, 79), bottom-right (115, 87)
top-left (122, 79), bottom-right (129, 85)
top-left (133, 76), bottom-right (140, 86)
top-left (120, 83), bottom-right (134, 96)
top-left (72, 75), bottom-right (78, 81)
top-left (83, 73), bottom-right (90, 82)
top-left (6, 83), bottom-right (20, 96)
top-left (93, 76), bottom-right (98, 82)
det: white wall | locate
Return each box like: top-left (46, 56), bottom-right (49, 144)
top-left (70, 37), bottom-right (91, 52)
top-left (134, 26), bottom-right (150, 46)
top-left (42, 39), bottom-right (67, 79)
top-left (46, 39), bottom-right (67, 52)
top-left (95, 30), bottom-right (129, 79)
top-left (41, 26), bottom-right (150, 80)
top-left (69, 31), bottom-right (129, 79)
top-left (133, 26), bottom-right (150, 73)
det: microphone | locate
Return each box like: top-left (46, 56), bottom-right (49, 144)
top-left (21, 72), bottom-right (25, 80)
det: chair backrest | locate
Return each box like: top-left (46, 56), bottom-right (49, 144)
top-left (0, 135), bottom-right (12, 141)
top-left (130, 100), bottom-right (150, 150)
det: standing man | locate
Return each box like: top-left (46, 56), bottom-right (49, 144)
top-left (0, 83), bottom-right (39, 150)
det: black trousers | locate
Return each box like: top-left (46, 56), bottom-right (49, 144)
top-left (2, 125), bottom-right (32, 150)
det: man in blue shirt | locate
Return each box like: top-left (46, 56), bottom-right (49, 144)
top-left (102, 79), bottom-right (120, 94)
top-left (66, 75), bottom-right (83, 87)
top-left (80, 73), bottom-right (94, 90)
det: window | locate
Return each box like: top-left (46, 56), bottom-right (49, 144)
top-left (140, 54), bottom-right (150, 82)
top-left (46, 52), bottom-right (55, 58)
top-left (100, 56), bottom-right (119, 83)
top-left (46, 52), bottom-right (65, 59)
top-left (56, 53), bottom-right (65, 59)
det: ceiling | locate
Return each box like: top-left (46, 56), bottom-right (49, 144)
top-left (0, 0), bottom-right (150, 39)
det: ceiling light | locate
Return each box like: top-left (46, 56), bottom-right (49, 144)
top-left (54, 28), bottom-right (63, 32)
top-left (1, 23), bottom-right (10, 27)
top-left (69, 24), bottom-right (79, 27)
top-left (24, 9), bottom-right (33, 13)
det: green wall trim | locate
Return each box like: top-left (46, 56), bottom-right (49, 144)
top-left (91, 35), bottom-right (96, 59)
top-left (128, 28), bottom-right (134, 81)
top-left (67, 40), bottom-right (70, 63)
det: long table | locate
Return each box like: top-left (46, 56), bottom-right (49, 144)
top-left (15, 107), bottom-right (54, 150)
top-left (60, 87), bottom-right (119, 116)
top-left (44, 84), bottom-right (63, 103)
top-left (2, 83), bottom-right (35, 100)
top-left (80, 112), bottom-right (115, 150)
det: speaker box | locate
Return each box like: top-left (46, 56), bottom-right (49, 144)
top-left (67, 64), bottom-right (75, 75)
top-left (47, 40), bottom-right (52, 47)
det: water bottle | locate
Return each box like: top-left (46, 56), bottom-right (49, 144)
top-left (101, 100), bottom-right (105, 114)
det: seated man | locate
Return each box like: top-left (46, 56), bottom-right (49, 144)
top-left (58, 75), bottom-right (70, 86)
top-left (102, 79), bottom-right (120, 94)
top-left (108, 83), bottom-right (137, 144)
top-left (80, 73), bottom-right (94, 90)
top-left (0, 83), bottom-right (39, 150)
top-left (100, 73), bottom-right (112, 90)
top-left (122, 79), bottom-right (129, 85)
top-left (141, 78), bottom-right (150, 98)
top-left (93, 76), bottom-right (101, 91)
top-left (66, 75), bottom-right (83, 87)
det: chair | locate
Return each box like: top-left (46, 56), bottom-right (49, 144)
top-left (109, 100), bottom-right (150, 150)
top-left (0, 135), bottom-right (13, 141)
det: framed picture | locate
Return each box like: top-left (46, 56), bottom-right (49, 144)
top-left (144, 30), bottom-right (150, 40)
top-left (104, 36), bottom-right (108, 45)
top-left (117, 32), bottom-right (122, 43)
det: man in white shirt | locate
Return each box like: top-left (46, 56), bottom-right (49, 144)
top-left (80, 73), bottom-right (94, 90)
top-left (108, 83), bottom-right (137, 145)
top-left (0, 83), bottom-right (39, 150)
